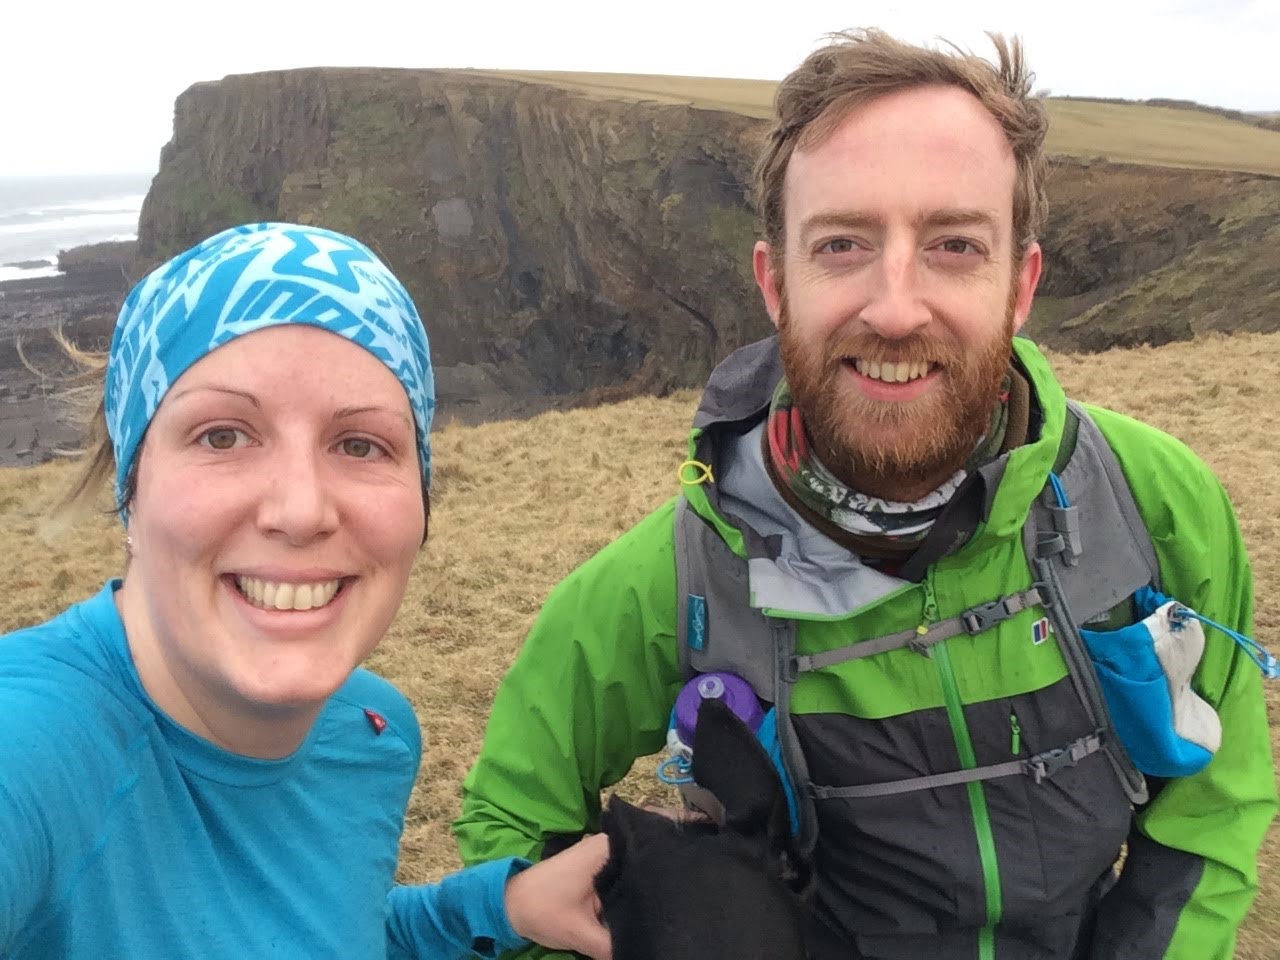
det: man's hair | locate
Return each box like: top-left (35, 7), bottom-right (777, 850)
top-left (755, 28), bottom-right (1049, 258)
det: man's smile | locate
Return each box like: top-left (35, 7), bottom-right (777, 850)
top-left (847, 358), bottom-right (937, 383)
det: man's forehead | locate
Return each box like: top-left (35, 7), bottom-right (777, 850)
top-left (800, 84), bottom-right (1012, 150)
top-left (781, 86), bottom-right (1017, 234)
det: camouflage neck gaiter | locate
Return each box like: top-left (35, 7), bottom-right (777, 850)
top-left (763, 372), bottom-right (1018, 553)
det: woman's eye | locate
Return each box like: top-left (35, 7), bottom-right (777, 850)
top-left (200, 427), bottom-right (247, 450)
top-left (340, 437), bottom-right (381, 459)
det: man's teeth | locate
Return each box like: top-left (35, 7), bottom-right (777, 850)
top-left (235, 576), bottom-right (342, 611)
top-left (853, 359), bottom-right (933, 383)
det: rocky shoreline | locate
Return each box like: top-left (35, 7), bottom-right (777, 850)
top-left (0, 268), bottom-right (125, 468)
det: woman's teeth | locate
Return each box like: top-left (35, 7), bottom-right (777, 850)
top-left (235, 576), bottom-right (342, 611)
top-left (853, 359), bottom-right (933, 383)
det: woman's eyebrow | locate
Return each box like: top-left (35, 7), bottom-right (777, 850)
top-left (335, 406), bottom-right (414, 429)
top-left (166, 385), bottom-right (261, 408)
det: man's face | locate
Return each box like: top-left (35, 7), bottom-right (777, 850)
top-left (753, 84), bottom-right (1042, 500)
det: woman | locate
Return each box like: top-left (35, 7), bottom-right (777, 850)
top-left (0, 223), bottom-right (610, 959)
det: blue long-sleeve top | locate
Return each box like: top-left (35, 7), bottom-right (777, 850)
top-left (0, 581), bottom-right (529, 959)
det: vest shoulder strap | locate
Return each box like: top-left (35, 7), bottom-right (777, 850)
top-left (1029, 400), bottom-right (1161, 622)
top-left (1026, 400), bottom-right (1157, 803)
top-left (675, 496), bottom-right (779, 702)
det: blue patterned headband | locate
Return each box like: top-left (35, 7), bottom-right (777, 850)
top-left (105, 222), bottom-right (435, 509)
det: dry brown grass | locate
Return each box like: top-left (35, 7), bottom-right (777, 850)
top-left (469, 69), bottom-right (1280, 177)
top-left (3, 335), bottom-right (1279, 955)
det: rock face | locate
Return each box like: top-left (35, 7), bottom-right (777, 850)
top-left (138, 69), bottom-right (766, 408)
top-left (1028, 161), bottom-right (1280, 351)
top-left (136, 68), bottom-right (1280, 407)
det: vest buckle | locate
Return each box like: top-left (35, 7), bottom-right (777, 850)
top-left (962, 597), bottom-right (1017, 634)
top-left (1023, 733), bottom-right (1102, 783)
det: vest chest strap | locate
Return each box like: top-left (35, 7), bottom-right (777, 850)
top-left (786, 585), bottom-right (1046, 680)
top-left (808, 731), bottom-right (1104, 801)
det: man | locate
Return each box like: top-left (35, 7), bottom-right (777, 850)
top-left (456, 29), bottom-right (1276, 960)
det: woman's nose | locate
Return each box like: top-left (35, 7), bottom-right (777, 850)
top-left (256, 449), bottom-right (339, 545)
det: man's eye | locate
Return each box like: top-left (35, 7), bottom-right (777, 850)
top-left (341, 437), bottom-right (381, 459)
top-left (200, 428), bottom-right (246, 450)
top-left (820, 238), bottom-right (856, 254)
top-left (939, 238), bottom-right (977, 255)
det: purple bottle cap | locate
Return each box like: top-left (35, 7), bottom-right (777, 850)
top-left (674, 672), bottom-right (764, 745)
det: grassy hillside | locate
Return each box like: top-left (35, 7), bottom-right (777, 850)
top-left (470, 69), bottom-right (1280, 177)
top-left (1047, 98), bottom-right (1280, 175)
top-left (3, 333), bottom-right (1279, 954)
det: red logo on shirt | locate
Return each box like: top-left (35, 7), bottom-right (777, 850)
top-left (364, 708), bottom-right (388, 735)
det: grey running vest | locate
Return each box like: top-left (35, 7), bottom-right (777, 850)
top-left (674, 401), bottom-right (1159, 854)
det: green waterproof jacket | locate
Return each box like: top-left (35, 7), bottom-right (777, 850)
top-left (456, 337), bottom-right (1275, 960)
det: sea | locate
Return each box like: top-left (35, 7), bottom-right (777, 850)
top-left (0, 173), bottom-right (152, 283)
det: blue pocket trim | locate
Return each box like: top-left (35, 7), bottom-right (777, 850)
top-left (757, 708), bottom-right (802, 837)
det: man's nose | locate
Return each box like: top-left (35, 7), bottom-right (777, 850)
top-left (256, 448), bottom-right (339, 545)
top-left (858, 243), bottom-right (931, 340)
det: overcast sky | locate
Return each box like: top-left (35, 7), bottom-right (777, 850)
top-left (2, 0), bottom-right (1276, 177)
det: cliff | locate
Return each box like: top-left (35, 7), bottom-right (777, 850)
top-left (136, 68), bottom-right (1280, 410)
top-left (139, 69), bottom-right (765, 410)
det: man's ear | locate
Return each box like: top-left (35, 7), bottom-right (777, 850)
top-left (690, 698), bottom-right (788, 857)
top-left (1011, 241), bottom-right (1042, 335)
top-left (753, 241), bottom-right (783, 329)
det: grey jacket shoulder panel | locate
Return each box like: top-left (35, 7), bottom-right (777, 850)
top-left (694, 336), bottom-right (782, 430)
top-left (715, 421), bottom-right (908, 616)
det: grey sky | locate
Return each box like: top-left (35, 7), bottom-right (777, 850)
top-left (2, 0), bottom-right (1276, 177)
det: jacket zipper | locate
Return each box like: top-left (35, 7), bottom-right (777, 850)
top-left (923, 572), bottom-right (1003, 960)
top-left (1010, 712), bottom-right (1022, 755)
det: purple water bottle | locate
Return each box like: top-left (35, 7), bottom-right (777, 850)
top-left (659, 672), bottom-right (766, 813)
top-left (674, 672), bottom-right (765, 744)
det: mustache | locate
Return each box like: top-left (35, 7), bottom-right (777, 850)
top-left (822, 330), bottom-right (965, 369)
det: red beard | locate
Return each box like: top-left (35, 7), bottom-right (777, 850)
top-left (777, 297), bottom-right (1015, 501)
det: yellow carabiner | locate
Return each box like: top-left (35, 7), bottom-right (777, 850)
top-left (677, 459), bottom-right (715, 486)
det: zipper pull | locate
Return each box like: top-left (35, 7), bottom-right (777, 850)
top-left (919, 575), bottom-right (940, 630)
top-left (1010, 712), bottom-right (1022, 755)
top-left (910, 576), bottom-right (942, 657)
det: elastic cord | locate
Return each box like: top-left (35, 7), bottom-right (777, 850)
top-left (657, 755), bottom-right (694, 786)
top-left (1170, 604), bottom-right (1280, 680)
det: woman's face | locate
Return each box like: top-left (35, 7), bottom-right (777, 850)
top-left (120, 325), bottom-right (425, 753)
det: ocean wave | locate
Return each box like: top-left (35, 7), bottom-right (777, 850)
top-left (0, 262), bottom-right (63, 283)
top-left (0, 208), bottom-right (142, 238)
top-left (5, 192), bottom-right (148, 221)
top-left (0, 178), bottom-right (147, 274)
